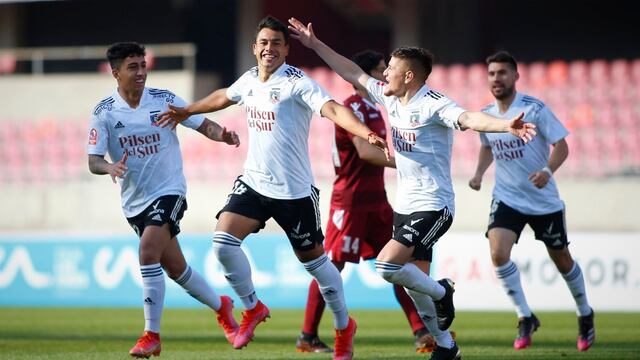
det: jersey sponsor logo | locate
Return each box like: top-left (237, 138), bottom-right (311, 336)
top-left (88, 128), bottom-right (98, 145)
top-left (488, 138), bottom-right (526, 161)
top-left (153, 200), bottom-right (161, 210)
top-left (119, 132), bottom-right (161, 159)
top-left (293, 221), bottom-right (302, 234)
top-left (149, 110), bottom-right (161, 126)
top-left (290, 221), bottom-right (311, 240)
top-left (246, 106), bottom-right (276, 132)
top-left (409, 112), bottom-right (420, 127)
top-left (114, 121), bottom-right (125, 129)
top-left (543, 222), bottom-right (562, 241)
top-left (269, 88), bottom-right (281, 104)
top-left (391, 126), bottom-right (416, 152)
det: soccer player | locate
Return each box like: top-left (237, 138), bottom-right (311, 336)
top-left (468, 50), bottom-right (595, 351)
top-left (157, 16), bottom-right (389, 360)
top-left (87, 42), bottom-right (241, 358)
top-left (288, 18), bottom-right (537, 360)
top-left (296, 50), bottom-right (437, 354)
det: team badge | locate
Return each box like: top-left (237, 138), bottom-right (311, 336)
top-left (409, 112), bottom-right (420, 127)
top-left (88, 128), bottom-right (98, 145)
top-left (269, 88), bottom-right (281, 104)
top-left (149, 110), bottom-right (161, 126)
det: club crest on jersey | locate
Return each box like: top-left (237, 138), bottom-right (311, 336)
top-left (269, 88), bottom-right (281, 104)
top-left (149, 110), bottom-right (161, 126)
top-left (409, 112), bottom-right (420, 127)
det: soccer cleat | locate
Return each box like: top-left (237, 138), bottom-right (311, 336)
top-left (430, 341), bottom-right (462, 360)
top-left (232, 300), bottom-right (270, 349)
top-left (296, 333), bottom-right (333, 353)
top-left (577, 308), bottom-right (595, 351)
top-left (415, 329), bottom-right (457, 353)
top-left (514, 313), bottom-right (540, 350)
top-left (433, 278), bottom-right (456, 331)
top-left (216, 295), bottom-right (239, 345)
top-left (333, 317), bottom-right (357, 360)
top-left (129, 331), bottom-right (161, 358)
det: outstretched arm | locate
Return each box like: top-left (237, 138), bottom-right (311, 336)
top-left (288, 17), bottom-right (371, 91)
top-left (196, 118), bottom-right (240, 147)
top-left (157, 88), bottom-right (235, 129)
top-left (468, 145), bottom-right (493, 191)
top-left (353, 136), bottom-right (395, 168)
top-left (458, 111), bottom-right (537, 143)
top-left (321, 100), bottom-right (389, 159)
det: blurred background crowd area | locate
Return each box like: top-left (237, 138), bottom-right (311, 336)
top-left (0, 0), bottom-right (638, 233)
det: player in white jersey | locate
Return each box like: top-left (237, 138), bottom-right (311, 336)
top-left (87, 42), bottom-right (241, 358)
top-left (157, 17), bottom-right (388, 360)
top-left (288, 18), bottom-right (537, 360)
top-left (468, 51), bottom-right (594, 352)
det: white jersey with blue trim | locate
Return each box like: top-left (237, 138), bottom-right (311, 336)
top-left (365, 78), bottom-right (466, 215)
top-left (86, 87), bottom-right (205, 218)
top-left (226, 63), bottom-right (332, 199)
top-left (480, 92), bottom-right (569, 215)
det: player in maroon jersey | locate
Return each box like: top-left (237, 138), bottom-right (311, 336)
top-left (296, 50), bottom-right (436, 354)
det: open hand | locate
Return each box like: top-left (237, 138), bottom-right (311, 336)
top-left (157, 104), bottom-right (190, 130)
top-left (288, 18), bottom-right (317, 49)
top-left (509, 112), bottom-right (537, 143)
top-left (221, 127), bottom-right (240, 147)
top-left (368, 133), bottom-right (390, 161)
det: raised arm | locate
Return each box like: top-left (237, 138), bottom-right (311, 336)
top-left (321, 100), bottom-right (389, 159)
top-left (458, 111), bottom-right (537, 143)
top-left (157, 88), bottom-right (235, 129)
top-left (288, 18), bottom-right (371, 91)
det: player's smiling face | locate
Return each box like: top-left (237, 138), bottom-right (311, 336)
top-left (113, 55), bottom-right (147, 93)
top-left (253, 28), bottom-right (289, 75)
top-left (382, 56), bottom-right (409, 96)
top-left (488, 62), bottom-right (518, 100)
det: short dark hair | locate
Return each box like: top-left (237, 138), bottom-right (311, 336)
top-left (486, 50), bottom-right (518, 71)
top-left (255, 15), bottom-right (289, 44)
top-left (390, 46), bottom-right (434, 79)
top-left (107, 42), bottom-right (146, 69)
top-left (351, 50), bottom-right (385, 76)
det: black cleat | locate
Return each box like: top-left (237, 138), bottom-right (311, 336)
top-left (433, 278), bottom-right (456, 331)
top-left (514, 313), bottom-right (540, 350)
top-left (430, 341), bottom-right (461, 360)
top-left (577, 308), bottom-right (595, 351)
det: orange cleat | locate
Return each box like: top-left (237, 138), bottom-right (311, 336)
top-left (129, 331), bottom-right (161, 358)
top-left (216, 295), bottom-right (239, 344)
top-left (233, 300), bottom-right (270, 349)
top-left (333, 317), bottom-right (357, 360)
top-left (416, 330), bottom-right (457, 353)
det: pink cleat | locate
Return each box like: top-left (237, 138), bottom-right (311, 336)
top-left (333, 317), bottom-right (357, 360)
top-left (577, 309), bottom-right (595, 351)
top-left (232, 300), bottom-right (270, 349)
top-left (216, 295), bottom-right (239, 344)
top-left (129, 331), bottom-right (161, 358)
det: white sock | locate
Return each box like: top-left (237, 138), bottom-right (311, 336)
top-left (141, 263), bottom-right (165, 333)
top-left (375, 261), bottom-right (445, 299)
top-left (562, 262), bottom-right (591, 316)
top-left (175, 265), bottom-right (221, 311)
top-left (495, 261), bottom-right (531, 318)
top-left (303, 254), bottom-right (349, 329)
top-left (406, 288), bottom-right (454, 349)
top-left (212, 231), bottom-right (257, 310)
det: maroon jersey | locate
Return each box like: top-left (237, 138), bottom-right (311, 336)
top-left (330, 93), bottom-right (389, 211)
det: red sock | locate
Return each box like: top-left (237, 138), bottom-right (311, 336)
top-left (302, 279), bottom-right (326, 335)
top-left (394, 284), bottom-right (426, 333)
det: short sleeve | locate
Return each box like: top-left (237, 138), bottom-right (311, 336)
top-left (479, 132), bottom-right (490, 146)
top-left (293, 76), bottom-right (332, 116)
top-left (172, 94), bottom-right (205, 130)
top-left (537, 106), bottom-right (569, 144)
top-left (86, 115), bottom-right (109, 156)
top-left (365, 77), bottom-right (387, 107)
top-left (226, 71), bottom-right (250, 104)
top-left (429, 92), bottom-right (466, 130)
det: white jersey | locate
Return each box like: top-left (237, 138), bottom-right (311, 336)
top-left (365, 78), bottom-right (466, 215)
top-left (87, 87), bottom-right (204, 218)
top-left (481, 92), bottom-right (569, 215)
top-left (226, 63), bottom-right (332, 199)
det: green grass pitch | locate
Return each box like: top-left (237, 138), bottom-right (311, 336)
top-left (1, 308), bottom-right (638, 359)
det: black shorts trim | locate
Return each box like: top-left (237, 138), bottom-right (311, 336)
top-left (126, 194), bottom-right (187, 238)
top-left (487, 198), bottom-right (568, 249)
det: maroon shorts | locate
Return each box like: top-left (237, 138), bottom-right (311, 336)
top-left (324, 204), bottom-right (393, 263)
